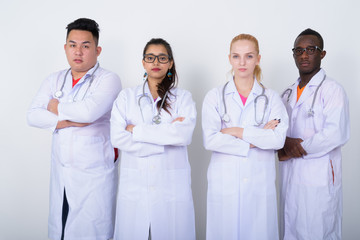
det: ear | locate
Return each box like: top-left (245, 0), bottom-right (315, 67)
top-left (256, 54), bottom-right (261, 65)
top-left (320, 50), bottom-right (326, 59)
top-left (228, 54), bottom-right (231, 63)
top-left (169, 60), bottom-right (174, 69)
top-left (142, 59), bottom-right (146, 68)
top-left (64, 44), bottom-right (66, 51)
top-left (96, 46), bottom-right (102, 56)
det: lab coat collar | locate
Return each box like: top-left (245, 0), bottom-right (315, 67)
top-left (136, 81), bottom-right (174, 102)
top-left (76, 62), bottom-right (100, 85)
top-left (295, 68), bottom-right (326, 108)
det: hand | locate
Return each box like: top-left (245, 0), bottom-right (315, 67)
top-left (263, 119), bottom-right (280, 130)
top-left (171, 117), bottom-right (185, 123)
top-left (126, 124), bottom-right (135, 133)
top-left (282, 137), bottom-right (307, 159)
top-left (47, 98), bottom-right (59, 115)
top-left (56, 120), bottom-right (90, 129)
top-left (278, 148), bottom-right (291, 161)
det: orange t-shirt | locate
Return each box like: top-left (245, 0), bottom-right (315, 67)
top-left (297, 85), bottom-right (305, 102)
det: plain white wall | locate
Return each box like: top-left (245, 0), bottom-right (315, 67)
top-left (1, 0), bottom-right (359, 239)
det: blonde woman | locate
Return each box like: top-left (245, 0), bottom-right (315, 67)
top-left (202, 34), bottom-right (288, 239)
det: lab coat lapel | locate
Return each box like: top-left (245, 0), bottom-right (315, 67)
top-left (295, 69), bottom-right (325, 109)
top-left (137, 81), bottom-right (154, 124)
top-left (226, 79), bottom-right (243, 110)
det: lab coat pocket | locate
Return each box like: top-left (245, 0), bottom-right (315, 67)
top-left (72, 135), bottom-right (106, 169)
top-left (163, 169), bottom-right (192, 202)
top-left (118, 168), bottom-right (142, 201)
top-left (207, 159), bottom-right (238, 200)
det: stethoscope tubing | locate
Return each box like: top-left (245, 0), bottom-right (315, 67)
top-left (221, 80), bottom-right (268, 126)
top-left (54, 63), bottom-right (100, 101)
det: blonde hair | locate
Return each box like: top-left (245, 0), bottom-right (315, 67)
top-left (230, 33), bottom-right (262, 82)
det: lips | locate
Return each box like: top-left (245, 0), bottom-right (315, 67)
top-left (238, 68), bottom-right (247, 72)
top-left (300, 61), bottom-right (310, 67)
top-left (74, 59), bottom-right (83, 63)
top-left (152, 68), bottom-right (161, 72)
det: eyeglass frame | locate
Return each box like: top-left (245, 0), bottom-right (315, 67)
top-left (292, 46), bottom-right (323, 56)
top-left (143, 54), bottom-right (172, 63)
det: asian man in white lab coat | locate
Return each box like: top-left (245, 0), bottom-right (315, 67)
top-left (278, 28), bottom-right (350, 240)
top-left (27, 18), bottom-right (122, 240)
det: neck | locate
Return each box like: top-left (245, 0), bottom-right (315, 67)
top-left (234, 76), bottom-right (254, 97)
top-left (147, 77), bottom-right (160, 99)
top-left (299, 68), bottom-right (321, 88)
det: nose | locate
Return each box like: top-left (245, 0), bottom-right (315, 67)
top-left (300, 49), bottom-right (309, 58)
top-left (153, 56), bottom-right (160, 64)
top-left (239, 56), bottom-right (246, 65)
top-left (75, 46), bottom-right (83, 55)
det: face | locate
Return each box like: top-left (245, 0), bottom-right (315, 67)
top-left (142, 44), bottom-right (173, 83)
top-left (64, 30), bottom-right (101, 79)
top-left (293, 35), bottom-right (326, 76)
top-left (229, 40), bottom-right (260, 80)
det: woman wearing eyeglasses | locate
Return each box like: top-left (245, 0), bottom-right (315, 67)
top-left (110, 38), bottom-right (196, 240)
top-left (202, 34), bottom-right (289, 240)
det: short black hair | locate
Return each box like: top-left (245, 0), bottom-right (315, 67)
top-left (296, 28), bottom-right (324, 49)
top-left (66, 18), bottom-right (100, 45)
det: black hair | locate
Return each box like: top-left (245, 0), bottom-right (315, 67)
top-left (143, 38), bottom-right (178, 115)
top-left (66, 18), bottom-right (100, 46)
top-left (297, 28), bottom-right (324, 49)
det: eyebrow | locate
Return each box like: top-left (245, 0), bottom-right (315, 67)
top-left (68, 40), bottom-right (91, 44)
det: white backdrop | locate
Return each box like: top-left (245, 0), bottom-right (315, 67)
top-left (1, 0), bottom-right (359, 239)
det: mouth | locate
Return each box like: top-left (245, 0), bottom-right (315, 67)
top-left (238, 68), bottom-right (247, 72)
top-left (74, 59), bottom-right (83, 64)
top-left (299, 61), bottom-right (310, 67)
top-left (152, 68), bottom-right (161, 72)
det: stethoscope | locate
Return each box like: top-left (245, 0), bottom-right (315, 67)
top-left (54, 63), bottom-right (100, 101)
top-left (281, 75), bottom-right (326, 117)
top-left (138, 80), bottom-right (168, 124)
top-left (221, 81), bottom-right (269, 126)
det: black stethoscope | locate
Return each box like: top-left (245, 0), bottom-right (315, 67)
top-left (221, 81), bottom-right (269, 126)
top-left (54, 63), bottom-right (100, 100)
top-left (138, 80), bottom-right (168, 124)
top-left (281, 75), bottom-right (326, 117)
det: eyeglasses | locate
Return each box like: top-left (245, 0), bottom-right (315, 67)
top-left (143, 54), bottom-right (171, 63)
top-left (292, 46), bottom-right (323, 56)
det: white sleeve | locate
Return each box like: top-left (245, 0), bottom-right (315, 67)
top-left (243, 92), bottom-right (289, 150)
top-left (58, 72), bottom-right (122, 123)
top-left (110, 90), bottom-right (164, 157)
top-left (202, 89), bottom-right (250, 157)
top-left (27, 75), bottom-right (58, 132)
top-left (301, 84), bottom-right (350, 159)
top-left (132, 90), bottom-right (196, 146)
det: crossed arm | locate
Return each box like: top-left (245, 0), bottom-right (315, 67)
top-left (47, 98), bottom-right (90, 129)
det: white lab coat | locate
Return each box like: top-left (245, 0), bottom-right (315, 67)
top-left (202, 79), bottom-right (288, 240)
top-left (279, 69), bottom-right (350, 240)
top-left (110, 83), bottom-right (196, 240)
top-left (27, 63), bottom-right (122, 240)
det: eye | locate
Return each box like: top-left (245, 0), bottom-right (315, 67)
top-left (82, 45), bottom-right (90, 49)
top-left (159, 56), bottom-right (168, 61)
top-left (70, 44), bottom-right (76, 48)
top-left (147, 56), bottom-right (154, 61)
top-left (295, 48), bottom-right (303, 54)
top-left (232, 54), bottom-right (239, 59)
top-left (247, 55), bottom-right (254, 59)
top-left (307, 46), bottom-right (315, 53)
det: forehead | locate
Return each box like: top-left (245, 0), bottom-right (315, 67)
top-left (294, 35), bottom-right (320, 48)
top-left (145, 44), bottom-right (168, 55)
top-left (67, 30), bottom-right (94, 43)
top-left (231, 40), bottom-right (257, 53)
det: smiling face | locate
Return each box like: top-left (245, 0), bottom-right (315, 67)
top-left (293, 35), bottom-right (326, 78)
top-left (229, 39), bottom-right (261, 81)
top-left (142, 44), bottom-right (173, 83)
top-left (64, 30), bottom-right (101, 79)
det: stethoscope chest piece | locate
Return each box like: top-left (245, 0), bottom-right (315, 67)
top-left (222, 113), bottom-right (230, 123)
top-left (54, 90), bottom-right (63, 98)
top-left (152, 115), bottom-right (161, 125)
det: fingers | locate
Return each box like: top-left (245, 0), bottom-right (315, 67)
top-left (171, 117), bottom-right (185, 123)
top-left (263, 119), bottom-right (281, 130)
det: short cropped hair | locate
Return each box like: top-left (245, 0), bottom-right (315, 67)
top-left (66, 18), bottom-right (100, 46)
top-left (296, 28), bottom-right (324, 49)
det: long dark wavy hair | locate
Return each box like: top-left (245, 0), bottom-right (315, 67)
top-left (143, 38), bottom-right (178, 115)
